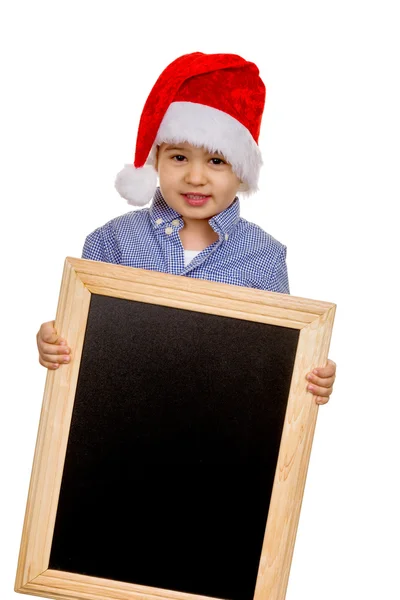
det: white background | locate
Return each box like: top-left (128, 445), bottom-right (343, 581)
top-left (1, 1), bottom-right (399, 598)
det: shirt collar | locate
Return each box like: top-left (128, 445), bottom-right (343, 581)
top-left (149, 188), bottom-right (241, 236)
top-left (149, 188), bottom-right (181, 227)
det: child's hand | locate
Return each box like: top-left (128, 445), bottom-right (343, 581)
top-left (306, 358), bottom-right (336, 405)
top-left (37, 320), bottom-right (71, 370)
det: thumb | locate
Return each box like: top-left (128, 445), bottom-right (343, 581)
top-left (40, 321), bottom-right (65, 345)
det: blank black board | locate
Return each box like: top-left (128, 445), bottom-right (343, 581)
top-left (49, 293), bottom-right (299, 600)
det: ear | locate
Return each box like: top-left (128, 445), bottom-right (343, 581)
top-left (238, 181), bottom-right (250, 192)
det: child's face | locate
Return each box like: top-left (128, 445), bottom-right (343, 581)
top-left (155, 142), bottom-right (241, 222)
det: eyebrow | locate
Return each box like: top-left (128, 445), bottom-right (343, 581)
top-left (163, 145), bottom-right (225, 158)
top-left (163, 145), bottom-right (188, 152)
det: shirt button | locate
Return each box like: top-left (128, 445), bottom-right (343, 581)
top-left (171, 219), bottom-right (180, 226)
top-left (225, 233), bottom-right (229, 241)
top-left (155, 218), bottom-right (163, 225)
top-left (165, 226), bottom-right (173, 235)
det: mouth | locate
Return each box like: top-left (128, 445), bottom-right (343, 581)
top-left (182, 193), bottom-right (211, 207)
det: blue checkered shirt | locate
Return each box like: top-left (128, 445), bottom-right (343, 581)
top-left (82, 188), bottom-right (289, 293)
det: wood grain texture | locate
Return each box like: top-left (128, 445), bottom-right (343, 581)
top-left (68, 257), bottom-right (332, 330)
top-left (15, 260), bottom-right (91, 591)
top-left (15, 257), bottom-right (336, 600)
top-left (253, 305), bottom-right (336, 600)
top-left (23, 569), bottom-right (227, 600)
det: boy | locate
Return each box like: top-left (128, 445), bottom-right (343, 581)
top-left (37, 51), bottom-right (336, 403)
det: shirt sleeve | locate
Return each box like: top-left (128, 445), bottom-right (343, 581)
top-left (81, 221), bottom-right (122, 264)
top-left (269, 245), bottom-right (290, 294)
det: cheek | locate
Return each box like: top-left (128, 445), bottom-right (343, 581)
top-left (219, 173), bottom-right (241, 194)
top-left (157, 165), bottom-right (174, 187)
top-left (158, 161), bottom-right (181, 178)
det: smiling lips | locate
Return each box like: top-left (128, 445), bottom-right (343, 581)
top-left (182, 193), bottom-right (211, 207)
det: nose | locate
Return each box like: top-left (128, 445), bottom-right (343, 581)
top-left (184, 160), bottom-right (207, 186)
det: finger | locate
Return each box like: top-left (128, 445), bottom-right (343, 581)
top-left (312, 359), bottom-right (336, 379)
top-left (315, 395), bottom-right (330, 405)
top-left (306, 373), bottom-right (335, 388)
top-left (307, 383), bottom-right (333, 397)
top-left (39, 356), bottom-right (60, 370)
top-left (38, 341), bottom-right (71, 356)
top-left (38, 321), bottom-right (64, 345)
top-left (40, 352), bottom-right (71, 365)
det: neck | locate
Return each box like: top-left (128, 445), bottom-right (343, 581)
top-left (179, 217), bottom-right (218, 251)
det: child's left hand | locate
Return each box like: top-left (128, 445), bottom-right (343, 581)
top-left (306, 358), bottom-right (336, 405)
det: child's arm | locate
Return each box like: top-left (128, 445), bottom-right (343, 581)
top-left (306, 359), bottom-right (336, 405)
top-left (37, 321), bottom-right (71, 369)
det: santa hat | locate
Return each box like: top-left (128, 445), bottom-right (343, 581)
top-left (115, 52), bottom-right (266, 206)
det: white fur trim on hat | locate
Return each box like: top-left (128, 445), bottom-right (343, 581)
top-left (115, 164), bottom-right (158, 206)
top-left (153, 101), bottom-right (262, 194)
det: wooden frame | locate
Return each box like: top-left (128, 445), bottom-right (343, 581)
top-left (15, 257), bottom-right (335, 600)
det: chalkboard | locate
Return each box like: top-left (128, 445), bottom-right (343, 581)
top-left (15, 258), bottom-right (335, 600)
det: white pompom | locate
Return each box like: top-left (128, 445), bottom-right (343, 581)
top-left (115, 164), bottom-right (158, 206)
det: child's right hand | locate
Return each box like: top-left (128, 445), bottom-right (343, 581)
top-left (37, 321), bottom-right (71, 369)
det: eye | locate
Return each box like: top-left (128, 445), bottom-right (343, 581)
top-left (210, 157), bottom-right (226, 165)
top-left (172, 154), bottom-right (186, 162)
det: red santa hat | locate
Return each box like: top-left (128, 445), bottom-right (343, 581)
top-left (115, 52), bottom-right (266, 206)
